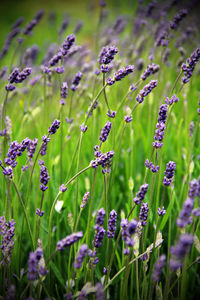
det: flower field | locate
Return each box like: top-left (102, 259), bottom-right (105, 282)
top-left (0, 0), bottom-right (200, 299)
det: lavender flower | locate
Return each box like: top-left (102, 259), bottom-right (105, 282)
top-left (59, 184), bottom-right (67, 192)
top-left (157, 207), bottom-right (166, 216)
top-left (139, 203), bottom-right (149, 226)
top-left (170, 9), bottom-right (188, 30)
top-left (62, 34), bottom-right (75, 55)
top-left (141, 63), bottom-right (160, 80)
top-left (153, 104), bottom-right (169, 149)
top-left (58, 17), bottom-right (69, 35)
top-left (165, 94), bottom-right (179, 105)
top-left (71, 71), bottom-right (82, 91)
top-left (93, 225), bottom-right (106, 248)
top-left (36, 209), bottom-right (45, 217)
top-left (39, 160), bottom-right (50, 191)
top-left (124, 115), bottom-right (133, 123)
top-left (169, 234), bottom-right (193, 271)
top-left (48, 119), bottom-right (60, 134)
top-left (114, 65), bottom-right (134, 81)
top-left (136, 80), bottom-right (157, 103)
top-left (95, 282), bottom-right (105, 300)
top-left (0, 217), bottom-right (16, 265)
top-left (107, 110), bottom-right (116, 118)
top-left (181, 48), bottom-right (200, 84)
top-left (152, 254), bottom-right (166, 282)
top-left (121, 219), bottom-right (136, 253)
top-left (80, 192), bottom-right (90, 209)
top-left (176, 197), bottom-right (193, 228)
top-left (98, 45), bottom-right (118, 65)
top-left (134, 183), bottom-right (148, 205)
top-left (96, 208), bottom-right (105, 225)
top-left (57, 232), bottom-right (83, 251)
top-left (90, 150), bottom-right (114, 174)
top-left (163, 161), bottom-right (176, 186)
top-left (107, 210), bottom-right (117, 238)
top-left (27, 246), bottom-right (47, 281)
top-left (40, 135), bottom-right (50, 156)
top-left (27, 138), bottom-right (38, 160)
top-left (145, 159), bottom-right (159, 173)
top-left (80, 124), bottom-right (88, 133)
top-left (99, 121), bottom-right (112, 142)
top-left (61, 82), bottom-right (68, 98)
top-left (74, 244), bottom-right (88, 269)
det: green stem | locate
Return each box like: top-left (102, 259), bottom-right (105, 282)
top-left (12, 180), bottom-right (34, 250)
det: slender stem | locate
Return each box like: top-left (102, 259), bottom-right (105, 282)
top-left (104, 247), bottom-right (151, 290)
top-left (37, 191), bottom-right (45, 239)
top-left (12, 180), bottom-right (34, 249)
top-left (170, 70), bottom-right (182, 95)
top-left (102, 73), bottom-right (110, 112)
top-left (136, 259), bottom-right (140, 300)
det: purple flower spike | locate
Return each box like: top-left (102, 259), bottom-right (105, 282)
top-left (152, 254), bottom-right (166, 282)
top-left (74, 244), bottom-right (88, 269)
top-left (96, 208), bottom-right (105, 225)
top-left (163, 161), bottom-right (176, 186)
top-left (71, 71), bottom-right (82, 91)
top-left (57, 232), bottom-right (83, 251)
top-left (80, 192), bottom-right (90, 209)
top-left (107, 110), bottom-right (116, 118)
top-left (134, 183), bottom-right (149, 205)
top-left (48, 119), bottom-right (60, 134)
top-left (99, 121), bottom-right (112, 142)
top-left (136, 80), bottom-right (157, 103)
top-left (139, 203), bottom-right (149, 226)
top-left (107, 209), bottom-right (117, 238)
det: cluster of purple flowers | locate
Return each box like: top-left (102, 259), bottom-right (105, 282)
top-left (165, 94), bottom-right (179, 105)
top-left (155, 30), bottom-right (169, 47)
top-left (36, 208), bottom-right (45, 217)
top-left (107, 209), bottom-right (117, 238)
top-left (93, 208), bottom-right (106, 248)
top-left (80, 124), bottom-right (88, 133)
top-left (0, 19), bottom-right (22, 59)
top-left (48, 119), bottom-right (60, 134)
top-left (23, 10), bottom-right (44, 35)
top-left (71, 71), bottom-right (83, 91)
top-left (27, 246), bottom-right (47, 281)
top-left (98, 45), bottom-right (118, 66)
top-left (124, 115), bottom-right (133, 123)
top-left (141, 63), bottom-right (160, 80)
top-left (86, 100), bottom-right (98, 117)
top-left (121, 219), bottom-right (137, 255)
top-left (136, 80), bottom-right (157, 103)
top-left (27, 138), bottom-right (38, 160)
top-left (107, 110), bottom-right (116, 118)
top-left (40, 135), bottom-right (50, 156)
top-left (57, 232), bottom-right (83, 251)
top-left (169, 234), bottom-right (193, 271)
top-left (49, 34), bottom-right (75, 66)
top-left (99, 121), bottom-right (112, 142)
top-left (152, 254), bottom-right (166, 282)
top-left (170, 9), bottom-right (188, 30)
top-left (181, 48), bottom-right (200, 84)
top-left (80, 192), bottom-right (90, 209)
top-left (176, 178), bottom-right (199, 228)
top-left (139, 202), bottom-right (149, 226)
top-left (39, 160), bottom-right (50, 191)
top-left (157, 207), bottom-right (166, 216)
top-left (58, 16), bottom-right (69, 35)
top-left (153, 104), bottom-right (168, 149)
top-left (6, 67), bottom-right (32, 91)
top-left (90, 149), bottom-right (114, 174)
top-left (145, 159), bottom-right (159, 173)
top-left (74, 244), bottom-right (88, 269)
top-left (0, 217), bottom-right (16, 265)
top-left (60, 82), bottom-right (68, 99)
top-left (163, 161), bottom-right (176, 186)
top-left (106, 65), bottom-right (134, 86)
top-left (133, 183), bottom-right (149, 205)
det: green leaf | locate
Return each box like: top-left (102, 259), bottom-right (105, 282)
top-left (50, 261), bottom-right (65, 288)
